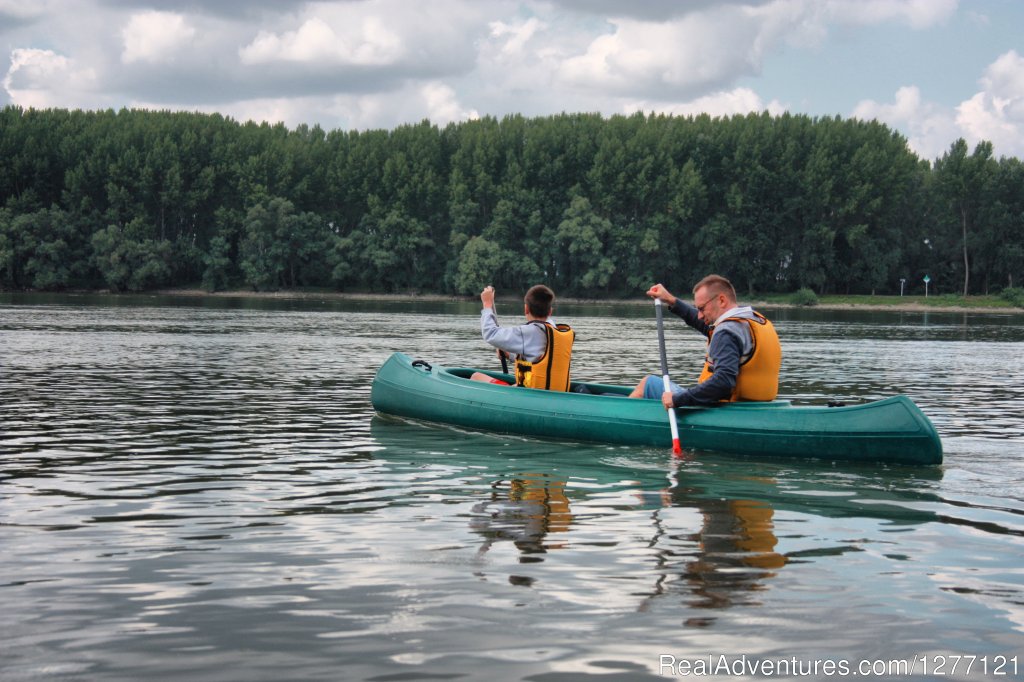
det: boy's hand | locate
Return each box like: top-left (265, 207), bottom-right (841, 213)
top-left (481, 285), bottom-right (495, 309)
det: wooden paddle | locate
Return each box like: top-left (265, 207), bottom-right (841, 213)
top-left (655, 299), bottom-right (683, 455)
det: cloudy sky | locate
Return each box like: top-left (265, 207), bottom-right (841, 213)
top-left (2, 0), bottom-right (1023, 160)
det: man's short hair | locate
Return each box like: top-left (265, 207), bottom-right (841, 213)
top-left (693, 274), bottom-right (737, 302)
top-left (524, 284), bottom-right (555, 318)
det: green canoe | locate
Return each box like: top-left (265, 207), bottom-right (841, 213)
top-left (370, 352), bottom-right (943, 465)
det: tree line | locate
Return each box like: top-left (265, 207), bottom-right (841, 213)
top-left (1, 105), bottom-right (1021, 298)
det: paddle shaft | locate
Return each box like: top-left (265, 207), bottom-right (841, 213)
top-left (490, 291), bottom-right (508, 374)
top-left (654, 299), bottom-right (683, 454)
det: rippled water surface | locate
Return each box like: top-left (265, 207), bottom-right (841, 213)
top-left (2, 294), bottom-right (1023, 681)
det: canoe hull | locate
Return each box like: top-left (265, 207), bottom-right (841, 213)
top-left (370, 353), bottom-right (943, 465)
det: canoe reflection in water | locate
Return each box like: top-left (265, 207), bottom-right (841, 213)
top-left (369, 416), bottom-right (943, 615)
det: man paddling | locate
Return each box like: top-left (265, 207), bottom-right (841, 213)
top-left (628, 274), bottom-right (781, 407)
top-left (472, 284), bottom-right (575, 391)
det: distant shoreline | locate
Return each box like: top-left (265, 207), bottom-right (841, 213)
top-left (151, 288), bottom-right (1022, 314)
top-left (3, 287), bottom-right (1019, 314)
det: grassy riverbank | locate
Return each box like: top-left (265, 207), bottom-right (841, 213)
top-left (5, 287), bottom-right (1021, 313)
top-left (752, 292), bottom-right (1021, 312)
top-left (135, 287), bottom-right (1023, 313)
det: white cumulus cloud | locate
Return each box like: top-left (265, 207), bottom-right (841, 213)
top-left (956, 50), bottom-right (1024, 157)
top-left (121, 11), bottom-right (197, 64)
top-left (853, 85), bottom-right (959, 160)
top-left (626, 87), bottom-right (786, 119)
top-left (239, 16), bottom-right (403, 66)
top-left (550, 0), bottom-right (959, 102)
top-left (554, 2), bottom-right (817, 100)
top-left (3, 48), bottom-right (99, 108)
top-left (421, 82), bottom-right (479, 126)
top-left (854, 50), bottom-right (1024, 160)
top-left (164, 83), bottom-right (480, 133)
top-left (557, 11), bottom-right (761, 98)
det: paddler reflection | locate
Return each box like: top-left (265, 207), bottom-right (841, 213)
top-left (470, 473), bottom-right (572, 559)
top-left (466, 463), bottom-right (786, 611)
top-left (640, 467), bottom-right (787, 612)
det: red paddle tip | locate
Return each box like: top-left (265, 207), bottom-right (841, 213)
top-left (672, 439), bottom-right (682, 455)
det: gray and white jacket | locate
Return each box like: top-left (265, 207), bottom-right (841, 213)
top-left (480, 308), bottom-right (553, 363)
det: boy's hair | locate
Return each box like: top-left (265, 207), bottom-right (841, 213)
top-left (693, 274), bottom-right (737, 302)
top-left (524, 284), bottom-right (555, 318)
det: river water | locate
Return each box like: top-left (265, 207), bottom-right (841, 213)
top-left (2, 293), bottom-right (1023, 681)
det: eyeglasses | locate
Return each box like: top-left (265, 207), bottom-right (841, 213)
top-left (694, 296), bottom-right (717, 316)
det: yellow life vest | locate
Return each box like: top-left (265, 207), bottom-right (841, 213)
top-left (509, 476), bottom-right (573, 535)
top-left (515, 321), bottom-right (575, 391)
top-left (729, 499), bottom-right (787, 569)
top-left (697, 311), bottom-right (781, 402)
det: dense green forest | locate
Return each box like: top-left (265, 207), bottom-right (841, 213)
top-left (1, 105), bottom-right (1021, 297)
